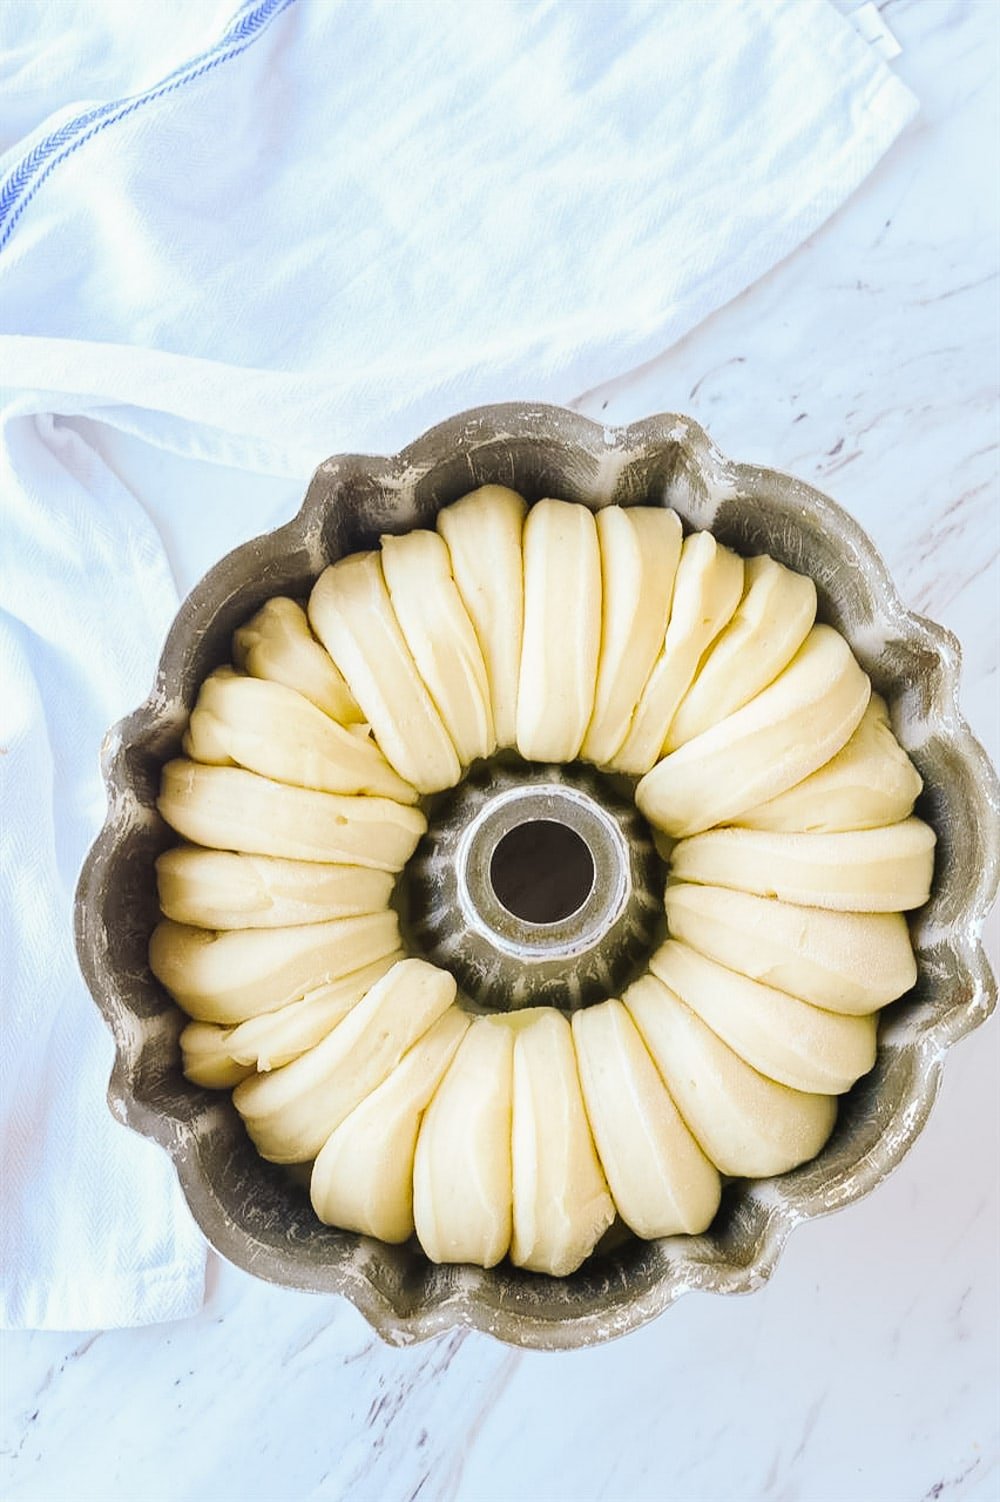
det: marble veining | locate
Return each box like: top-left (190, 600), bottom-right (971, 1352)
top-left (2, 2), bottom-right (997, 1499)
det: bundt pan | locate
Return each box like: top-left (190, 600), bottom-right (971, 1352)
top-left (74, 403), bottom-right (999, 1350)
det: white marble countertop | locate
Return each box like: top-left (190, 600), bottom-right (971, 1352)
top-left (3, 2), bottom-right (997, 1499)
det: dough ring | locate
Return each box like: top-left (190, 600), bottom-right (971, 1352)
top-left (150, 487), bottom-right (933, 1277)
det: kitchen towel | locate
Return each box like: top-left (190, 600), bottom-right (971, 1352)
top-left (0, 0), bottom-right (916, 1328)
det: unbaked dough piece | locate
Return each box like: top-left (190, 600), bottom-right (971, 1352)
top-left (157, 760), bottom-right (426, 870)
top-left (611, 531), bottom-right (744, 775)
top-left (311, 1007), bottom-right (470, 1241)
top-left (412, 1016), bottom-right (515, 1268)
top-left (233, 958), bottom-right (457, 1163)
top-left (648, 941), bottom-right (878, 1095)
top-left (233, 596), bottom-right (362, 724)
top-left (156, 846), bottom-right (394, 930)
top-left (227, 952), bottom-right (403, 1071)
top-left (149, 910), bottom-right (401, 1024)
top-left (510, 1008), bottom-right (615, 1276)
top-left (572, 998), bottom-right (720, 1238)
top-left (309, 551), bottom-right (461, 793)
top-left (664, 882), bottom-right (916, 1014)
top-left (516, 499), bottom-right (602, 763)
top-left (437, 485), bottom-right (527, 750)
top-left (380, 528), bottom-right (496, 765)
top-left (737, 693), bottom-right (923, 832)
top-left (183, 671), bottom-right (417, 803)
top-left (581, 505), bottom-right (683, 766)
top-left (635, 625), bottom-right (870, 837)
top-left (623, 974), bottom-right (837, 1178)
top-left (670, 819), bottom-right (936, 912)
top-left (665, 554), bottom-right (817, 749)
top-left (179, 1021), bottom-right (254, 1089)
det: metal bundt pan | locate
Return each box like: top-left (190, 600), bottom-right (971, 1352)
top-left (74, 404), bottom-right (1000, 1350)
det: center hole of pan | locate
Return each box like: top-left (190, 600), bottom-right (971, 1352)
top-left (489, 819), bottom-right (596, 926)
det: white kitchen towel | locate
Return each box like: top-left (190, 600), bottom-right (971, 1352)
top-left (0, 0), bottom-right (916, 1329)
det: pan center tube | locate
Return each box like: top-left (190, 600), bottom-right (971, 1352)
top-left (398, 760), bottom-right (665, 1013)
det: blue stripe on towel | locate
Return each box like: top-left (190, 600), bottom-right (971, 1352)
top-left (0, 0), bottom-right (297, 252)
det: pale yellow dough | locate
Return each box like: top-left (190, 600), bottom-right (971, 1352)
top-left (670, 818), bottom-right (936, 911)
top-left (510, 1009), bottom-right (615, 1276)
top-left (149, 910), bottom-right (401, 1024)
top-left (232, 596), bottom-right (362, 725)
top-left (179, 1021), bottom-right (254, 1089)
top-left (635, 625), bottom-right (871, 837)
top-left (623, 975), bottom-right (837, 1178)
top-left (581, 505), bottom-right (683, 766)
top-left (665, 882), bottom-right (916, 1014)
top-left (737, 693), bottom-right (923, 832)
top-left (309, 551), bottom-right (461, 794)
top-left (157, 760), bottom-right (425, 870)
top-left (380, 529), bottom-right (496, 765)
top-left (572, 999), bottom-right (721, 1237)
top-left (649, 941), bottom-right (877, 1095)
top-left (611, 531), bottom-right (744, 775)
top-left (311, 1008), bottom-right (470, 1241)
top-left (183, 670), bottom-right (417, 803)
top-left (227, 953), bottom-right (403, 1071)
top-left (436, 485), bottom-right (526, 749)
top-left (665, 554), bottom-right (817, 749)
top-left (155, 498), bottom-right (937, 1279)
top-left (156, 846), bottom-right (394, 930)
top-left (233, 958), bottom-right (456, 1163)
top-left (516, 499), bottom-right (602, 762)
top-left (413, 1016), bottom-right (515, 1268)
